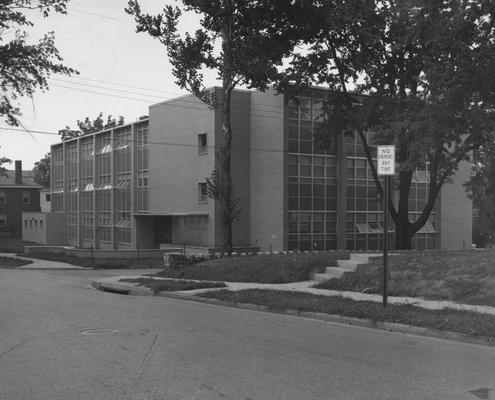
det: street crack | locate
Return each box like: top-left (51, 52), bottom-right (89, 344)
top-left (136, 333), bottom-right (159, 377)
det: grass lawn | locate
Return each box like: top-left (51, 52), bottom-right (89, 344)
top-left (198, 289), bottom-right (495, 339)
top-left (156, 251), bottom-right (348, 283)
top-left (0, 256), bottom-right (33, 268)
top-left (20, 252), bottom-right (164, 269)
top-left (120, 277), bottom-right (226, 294)
top-left (0, 238), bottom-right (40, 253)
top-left (314, 250), bottom-right (495, 306)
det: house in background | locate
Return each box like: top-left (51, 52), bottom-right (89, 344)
top-left (0, 161), bottom-right (42, 237)
top-left (22, 186), bottom-right (66, 245)
top-left (47, 87), bottom-right (472, 252)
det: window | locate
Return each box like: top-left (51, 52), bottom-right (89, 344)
top-left (40, 220), bottom-right (43, 228)
top-left (22, 191), bottom-right (30, 205)
top-left (137, 124), bottom-right (148, 146)
top-left (137, 171), bottom-right (149, 187)
top-left (116, 172), bottom-right (131, 188)
top-left (0, 191), bottom-right (5, 204)
top-left (198, 182), bottom-right (207, 203)
top-left (45, 193), bottom-right (51, 202)
top-left (0, 214), bottom-right (6, 226)
top-left (198, 133), bottom-right (207, 154)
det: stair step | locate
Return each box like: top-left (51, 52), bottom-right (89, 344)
top-left (337, 259), bottom-right (362, 269)
top-left (349, 253), bottom-right (380, 263)
top-left (325, 266), bottom-right (354, 276)
top-left (313, 273), bottom-right (331, 282)
top-left (314, 267), bottom-right (352, 282)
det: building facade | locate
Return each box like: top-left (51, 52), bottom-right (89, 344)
top-left (0, 161), bottom-right (42, 237)
top-left (49, 87), bottom-right (472, 252)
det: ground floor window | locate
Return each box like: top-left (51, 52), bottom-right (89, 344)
top-left (115, 227), bottom-right (131, 243)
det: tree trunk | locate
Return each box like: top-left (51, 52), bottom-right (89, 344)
top-left (394, 168), bottom-right (413, 250)
top-left (395, 221), bottom-right (413, 250)
top-left (220, 0), bottom-right (234, 256)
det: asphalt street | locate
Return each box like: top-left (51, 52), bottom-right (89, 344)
top-left (0, 268), bottom-right (494, 400)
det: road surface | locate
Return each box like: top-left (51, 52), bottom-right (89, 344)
top-left (0, 268), bottom-right (494, 400)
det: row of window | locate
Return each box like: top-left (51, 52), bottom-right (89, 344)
top-left (0, 191), bottom-right (30, 205)
top-left (24, 218), bottom-right (43, 229)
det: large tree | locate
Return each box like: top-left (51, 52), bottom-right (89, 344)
top-left (33, 153), bottom-right (50, 187)
top-left (126, 0), bottom-right (301, 254)
top-left (59, 113), bottom-right (125, 141)
top-left (0, 0), bottom-right (77, 126)
top-left (284, 0), bottom-right (495, 249)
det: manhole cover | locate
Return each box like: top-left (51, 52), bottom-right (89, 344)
top-left (80, 328), bottom-right (121, 335)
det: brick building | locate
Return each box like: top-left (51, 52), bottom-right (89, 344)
top-left (0, 161), bottom-right (42, 237)
top-left (48, 87), bottom-right (472, 252)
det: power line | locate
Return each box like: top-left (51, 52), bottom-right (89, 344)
top-left (49, 83), bottom-right (285, 119)
top-left (0, 126), bottom-right (320, 155)
top-left (51, 77), bottom-right (286, 114)
top-left (67, 7), bottom-right (120, 21)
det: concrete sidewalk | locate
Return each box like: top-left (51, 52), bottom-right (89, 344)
top-left (91, 274), bottom-right (495, 316)
top-left (0, 252), bottom-right (86, 270)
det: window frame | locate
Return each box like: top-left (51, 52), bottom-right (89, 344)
top-left (198, 133), bottom-right (208, 155)
top-left (22, 191), bottom-right (30, 205)
top-left (198, 182), bottom-right (208, 203)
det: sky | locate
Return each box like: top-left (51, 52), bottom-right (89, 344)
top-left (1, 0), bottom-right (218, 169)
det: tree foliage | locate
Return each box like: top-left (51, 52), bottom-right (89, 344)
top-left (59, 113), bottom-right (125, 141)
top-left (283, 0), bottom-right (495, 249)
top-left (32, 153), bottom-right (50, 187)
top-left (0, 153), bottom-right (11, 178)
top-left (126, 0), bottom-right (301, 253)
top-left (465, 143), bottom-right (495, 246)
top-left (0, 0), bottom-right (77, 126)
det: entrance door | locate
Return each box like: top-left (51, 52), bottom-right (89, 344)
top-left (153, 216), bottom-right (172, 247)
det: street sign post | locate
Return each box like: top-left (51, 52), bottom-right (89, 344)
top-left (377, 145), bottom-right (395, 308)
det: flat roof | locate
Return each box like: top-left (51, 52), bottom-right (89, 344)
top-left (133, 212), bottom-right (209, 217)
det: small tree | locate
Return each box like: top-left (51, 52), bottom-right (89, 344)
top-left (0, 0), bottom-right (77, 125)
top-left (33, 153), bottom-right (50, 187)
top-left (0, 156), bottom-right (11, 177)
top-left (126, 0), bottom-right (301, 254)
top-left (59, 113), bottom-right (125, 141)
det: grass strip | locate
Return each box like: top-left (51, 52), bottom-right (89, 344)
top-left (156, 251), bottom-right (348, 283)
top-left (314, 250), bottom-right (495, 307)
top-left (20, 253), bottom-right (164, 269)
top-left (197, 289), bottom-right (495, 339)
top-left (0, 256), bottom-right (33, 268)
top-left (120, 277), bottom-right (226, 293)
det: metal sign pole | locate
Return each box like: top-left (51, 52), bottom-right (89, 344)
top-left (383, 175), bottom-right (389, 308)
top-left (377, 145), bottom-right (395, 309)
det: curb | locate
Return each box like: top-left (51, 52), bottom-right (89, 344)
top-left (91, 279), bottom-right (495, 347)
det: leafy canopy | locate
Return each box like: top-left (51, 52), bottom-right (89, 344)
top-left (32, 153), bottom-right (50, 187)
top-left (0, 0), bottom-right (77, 126)
top-left (282, 0), bottom-right (495, 248)
top-left (58, 113), bottom-right (125, 141)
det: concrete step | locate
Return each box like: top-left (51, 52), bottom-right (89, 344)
top-left (314, 267), bottom-right (354, 282)
top-left (337, 259), bottom-right (363, 269)
top-left (349, 253), bottom-right (380, 263)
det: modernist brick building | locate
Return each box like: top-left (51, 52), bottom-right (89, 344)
top-left (49, 87), bottom-right (472, 252)
top-left (0, 161), bottom-right (42, 237)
